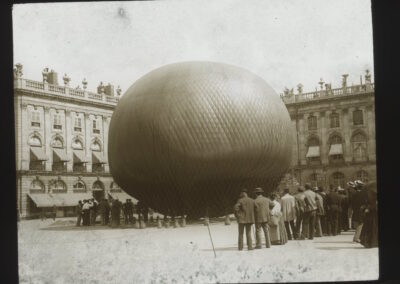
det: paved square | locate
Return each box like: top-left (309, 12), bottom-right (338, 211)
top-left (18, 218), bottom-right (378, 283)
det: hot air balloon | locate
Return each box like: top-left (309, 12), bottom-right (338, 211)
top-left (108, 62), bottom-right (292, 218)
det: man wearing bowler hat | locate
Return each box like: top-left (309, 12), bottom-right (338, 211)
top-left (253, 187), bottom-right (272, 248)
top-left (234, 188), bottom-right (255, 250)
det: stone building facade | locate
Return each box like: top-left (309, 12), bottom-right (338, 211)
top-left (280, 71), bottom-right (376, 190)
top-left (14, 64), bottom-right (132, 218)
top-left (14, 63), bottom-right (376, 217)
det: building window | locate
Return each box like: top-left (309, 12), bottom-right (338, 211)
top-left (91, 141), bottom-right (101, 152)
top-left (31, 111), bottom-right (41, 127)
top-left (74, 117), bottom-right (82, 132)
top-left (306, 137), bottom-right (320, 163)
top-left (331, 172), bottom-right (345, 188)
top-left (93, 119), bottom-right (100, 134)
top-left (29, 135), bottom-right (42, 147)
top-left (53, 114), bottom-right (62, 130)
top-left (73, 180), bottom-right (86, 192)
top-left (308, 115), bottom-right (317, 130)
top-left (328, 135), bottom-right (344, 163)
top-left (352, 132), bottom-right (367, 162)
top-left (30, 178), bottom-right (45, 193)
top-left (72, 139), bottom-right (83, 150)
top-left (353, 109), bottom-right (364, 125)
top-left (330, 113), bottom-right (340, 128)
top-left (356, 170), bottom-right (369, 183)
top-left (49, 179), bottom-right (67, 193)
top-left (52, 137), bottom-right (64, 148)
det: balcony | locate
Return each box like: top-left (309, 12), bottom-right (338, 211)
top-left (281, 83), bottom-right (374, 104)
top-left (14, 78), bottom-right (120, 106)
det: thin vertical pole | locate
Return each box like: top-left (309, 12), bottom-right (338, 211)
top-left (206, 222), bottom-right (216, 258)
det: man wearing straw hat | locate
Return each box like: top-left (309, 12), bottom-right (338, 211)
top-left (234, 189), bottom-right (255, 251)
top-left (253, 187), bottom-right (272, 249)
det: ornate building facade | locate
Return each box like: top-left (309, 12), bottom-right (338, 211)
top-left (280, 71), bottom-right (376, 190)
top-left (14, 64), bottom-right (133, 218)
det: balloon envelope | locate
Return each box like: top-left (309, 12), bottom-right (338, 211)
top-left (108, 62), bottom-right (292, 218)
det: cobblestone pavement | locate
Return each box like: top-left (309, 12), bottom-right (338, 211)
top-left (18, 218), bottom-right (379, 283)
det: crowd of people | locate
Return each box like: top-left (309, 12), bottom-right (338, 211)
top-left (76, 198), bottom-right (139, 227)
top-left (234, 180), bottom-right (378, 250)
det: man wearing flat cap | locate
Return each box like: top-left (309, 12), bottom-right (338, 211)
top-left (234, 189), bottom-right (255, 250)
top-left (253, 187), bottom-right (272, 248)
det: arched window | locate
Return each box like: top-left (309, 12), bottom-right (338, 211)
top-left (29, 135), bottom-right (42, 147)
top-left (331, 172), bottom-right (345, 188)
top-left (308, 115), bottom-right (317, 130)
top-left (353, 109), bottom-right (364, 125)
top-left (110, 182), bottom-right (121, 192)
top-left (308, 137), bottom-right (319, 147)
top-left (91, 141), bottom-right (101, 152)
top-left (92, 180), bottom-right (105, 190)
top-left (352, 132), bottom-right (367, 162)
top-left (49, 178), bottom-right (67, 193)
top-left (73, 180), bottom-right (86, 191)
top-left (330, 113), bottom-right (340, 128)
top-left (52, 137), bottom-right (64, 148)
top-left (72, 139), bottom-right (83, 150)
top-left (356, 170), bottom-right (369, 183)
top-left (30, 178), bottom-right (44, 193)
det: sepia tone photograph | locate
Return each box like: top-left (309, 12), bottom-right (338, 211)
top-left (13, 0), bottom-right (378, 283)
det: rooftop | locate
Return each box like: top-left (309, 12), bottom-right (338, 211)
top-left (13, 64), bottom-right (121, 106)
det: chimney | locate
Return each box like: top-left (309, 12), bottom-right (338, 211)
top-left (104, 83), bottom-right (115, 96)
top-left (47, 70), bottom-right (59, 85)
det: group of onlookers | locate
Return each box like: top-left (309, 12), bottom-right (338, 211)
top-left (76, 198), bottom-right (137, 227)
top-left (234, 179), bottom-right (378, 250)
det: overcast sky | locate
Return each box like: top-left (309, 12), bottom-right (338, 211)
top-left (13, 0), bottom-right (374, 96)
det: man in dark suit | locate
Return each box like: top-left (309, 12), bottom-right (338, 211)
top-left (253, 187), bottom-right (272, 249)
top-left (234, 189), bottom-right (255, 251)
top-left (326, 186), bottom-right (342, 236)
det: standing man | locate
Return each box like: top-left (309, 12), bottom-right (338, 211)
top-left (346, 181), bottom-right (357, 229)
top-left (338, 187), bottom-right (349, 232)
top-left (318, 186), bottom-right (329, 236)
top-left (253, 187), bottom-right (272, 249)
top-left (76, 200), bottom-right (83, 227)
top-left (81, 199), bottom-right (92, 226)
top-left (234, 189), bottom-right (255, 251)
top-left (351, 180), bottom-right (366, 242)
top-left (294, 186), bottom-right (306, 240)
top-left (125, 199), bottom-right (134, 224)
top-left (326, 186), bottom-right (342, 236)
top-left (313, 187), bottom-right (325, 238)
top-left (280, 188), bottom-right (296, 240)
top-left (98, 199), bottom-right (107, 226)
top-left (303, 183), bottom-right (318, 240)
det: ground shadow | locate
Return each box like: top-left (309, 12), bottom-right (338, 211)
top-left (317, 246), bottom-right (365, 250)
top-left (201, 246), bottom-right (239, 252)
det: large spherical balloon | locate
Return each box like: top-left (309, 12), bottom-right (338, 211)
top-left (108, 62), bottom-right (292, 218)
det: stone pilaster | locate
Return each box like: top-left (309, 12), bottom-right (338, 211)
top-left (20, 103), bottom-right (29, 170)
top-left (65, 109), bottom-right (73, 172)
top-left (343, 108), bottom-right (353, 162)
top-left (298, 114), bottom-right (307, 166)
top-left (44, 106), bottom-right (52, 171)
top-left (103, 116), bottom-right (110, 173)
top-left (85, 113), bottom-right (92, 172)
top-left (320, 111), bottom-right (328, 165)
top-left (366, 105), bottom-right (376, 161)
